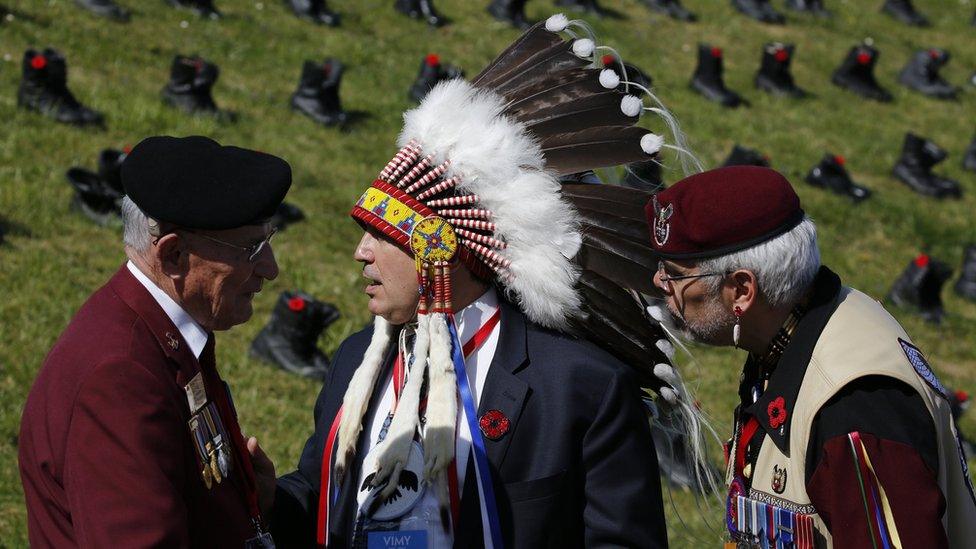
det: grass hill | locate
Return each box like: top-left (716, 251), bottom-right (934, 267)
top-left (1, 0), bottom-right (974, 545)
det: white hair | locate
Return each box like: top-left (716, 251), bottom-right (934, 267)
top-left (699, 217), bottom-right (821, 308)
top-left (121, 196), bottom-right (152, 252)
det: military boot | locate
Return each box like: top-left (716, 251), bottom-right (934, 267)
top-left (161, 55), bottom-right (222, 115)
top-left (284, 0), bottom-right (339, 26)
top-left (409, 54), bottom-right (463, 103)
top-left (641, 0), bottom-right (696, 22)
top-left (690, 44), bottom-right (745, 108)
top-left (166, 0), bottom-right (220, 19)
top-left (755, 42), bottom-right (807, 98)
top-left (269, 202), bottom-right (305, 231)
top-left (898, 49), bottom-right (958, 100)
top-left (18, 48), bottom-right (104, 127)
top-left (622, 159), bottom-right (664, 192)
top-left (831, 44), bottom-right (892, 102)
top-left (603, 55), bottom-right (652, 90)
top-left (250, 290), bottom-right (341, 380)
top-left (784, 0), bottom-right (829, 17)
top-left (722, 144), bottom-right (769, 167)
top-left (65, 149), bottom-right (126, 226)
top-left (804, 154), bottom-right (871, 202)
top-left (290, 58), bottom-right (348, 127)
top-left (892, 133), bottom-right (961, 199)
top-left (556, 0), bottom-right (605, 16)
top-left (730, 0), bottom-right (785, 24)
top-left (75, 0), bottom-right (130, 21)
top-left (487, 0), bottom-right (531, 29)
top-left (394, 0), bottom-right (446, 27)
top-left (888, 254), bottom-right (952, 324)
top-left (881, 0), bottom-right (928, 27)
top-left (963, 135), bottom-right (976, 173)
top-left (954, 245), bottom-right (976, 301)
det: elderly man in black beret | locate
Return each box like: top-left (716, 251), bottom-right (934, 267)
top-left (19, 136), bottom-right (287, 547)
top-left (646, 166), bottom-right (976, 548)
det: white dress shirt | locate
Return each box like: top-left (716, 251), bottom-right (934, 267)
top-left (127, 261), bottom-right (209, 359)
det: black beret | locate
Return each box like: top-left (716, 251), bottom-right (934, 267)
top-left (121, 136), bottom-right (291, 230)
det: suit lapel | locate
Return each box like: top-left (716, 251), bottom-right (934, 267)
top-left (477, 300), bottom-right (529, 472)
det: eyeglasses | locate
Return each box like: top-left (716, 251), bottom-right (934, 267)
top-left (180, 227), bottom-right (277, 262)
top-left (656, 260), bottom-right (728, 290)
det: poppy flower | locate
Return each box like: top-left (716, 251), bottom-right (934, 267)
top-left (767, 396), bottom-right (788, 429)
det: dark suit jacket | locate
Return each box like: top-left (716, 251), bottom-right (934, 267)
top-left (18, 265), bottom-right (254, 547)
top-left (272, 298), bottom-right (667, 548)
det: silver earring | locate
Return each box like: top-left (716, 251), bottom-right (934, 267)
top-left (733, 306), bottom-right (742, 348)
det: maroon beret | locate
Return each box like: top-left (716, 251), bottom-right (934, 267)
top-left (645, 166), bottom-right (804, 260)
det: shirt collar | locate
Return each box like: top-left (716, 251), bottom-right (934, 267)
top-left (742, 266), bottom-right (844, 456)
top-left (126, 261), bottom-right (209, 359)
top-left (455, 286), bottom-right (500, 343)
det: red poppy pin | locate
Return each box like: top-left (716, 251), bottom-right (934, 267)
top-left (288, 296), bottom-right (306, 312)
top-left (479, 409), bottom-right (510, 440)
top-left (767, 396), bottom-right (788, 429)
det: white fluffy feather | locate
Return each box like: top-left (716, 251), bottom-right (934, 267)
top-left (572, 38), bottom-right (595, 58)
top-left (620, 95), bottom-right (642, 117)
top-left (398, 80), bottom-right (582, 329)
top-left (545, 13), bottom-right (569, 32)
top-left (335, 317), bottom-right (393, 480)
top-left (599, 68), bottom-right (620, 89)
top-left (655, 338), bottom-right (675, 360)
top-left (641, 133), bottom-right (664, 155)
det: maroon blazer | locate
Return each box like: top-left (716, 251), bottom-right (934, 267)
top-left (19, 265), bottom-right (254, 547)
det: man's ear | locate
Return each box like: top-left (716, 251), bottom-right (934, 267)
top-left (729, 269), bottom-right (758, 314)
top-left (154, 233), bottom-right (185, 280)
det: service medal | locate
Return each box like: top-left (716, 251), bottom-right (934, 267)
top-left (207, 442), bottom-right (223, 484)
top-left (202, 464), bottom-right (213, 490)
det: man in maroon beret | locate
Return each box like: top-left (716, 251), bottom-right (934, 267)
top-left (19, 136), bottom-right (286, 547)
top-left (646, 166), bottom-right (976, 548)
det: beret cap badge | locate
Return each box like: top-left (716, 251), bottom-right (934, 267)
top-left (652, 195), bottom-right (673, 247)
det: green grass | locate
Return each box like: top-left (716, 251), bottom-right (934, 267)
top-left (1, 0), bottom-right (975, 546)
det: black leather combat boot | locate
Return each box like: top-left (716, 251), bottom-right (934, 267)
top-left (722, 144), bottom-right (769, 167)
top-left (690, 44), bottom-right (745, 108)
top-left (65, 151), bottom-right (128, 227)
top-left (804, 154), bottom-right (871, 202)
top-left (898, 48), bottom-right (958, 100)
top-left (161, 55), bottom-right (223, 115)
top-left (954, 245), bottom-right (976, 302)
top-left (755, 42), bottom-right (807, 98)
top-left (290, 58), bottom-right (348, 127)
top-left (641, 0), bottom-right (696, 21)
top-left (730, 0), bottom-right (785, 24)
top-left (250, 291), bottom-right (341, 380)
top-left (892, 133), bottom-right (961, 199)
top-left (284, 0), bottom-right (339, 26)
top-left (487, 0), bottom-right (531, 29)
top-left (831, 44), bottom-right (892, 102)
top-left (166, 0), bottom-right (221, 19)
top-left (408, 54), bottom-right (463, 103)
top-left (18, 48), bottom-right (104, 127)
top-left (963, 135), bottom-right (976, 173)
top-left (784, 0), bottom-right (829, 17)
top-left (888, 254), bottom-right (952, 324)
top-left (269, 202), bottom-right (305, 231)
top-left (556, 0), bottom-right (605, 16)
top-left (75, 0), bottom-right (130, 21)
top-left (881, 0), bottom-right (928, 27)
top-left (394, 0), bottom-right (446, 27)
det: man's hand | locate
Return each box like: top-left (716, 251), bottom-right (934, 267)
top-left (247, 436), bottom-right (276, 518)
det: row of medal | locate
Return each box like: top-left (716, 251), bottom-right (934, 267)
top-left (189, 401), bottom-right (234, 490)
top-left (729, 495), bottom-right (816, 549)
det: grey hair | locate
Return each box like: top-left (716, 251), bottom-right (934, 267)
top-left (699, 217), bottom-right (821, 308)
top-left (121, 196), bottom-right (153, 252)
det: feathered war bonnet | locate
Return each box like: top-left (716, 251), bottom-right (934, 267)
top-left (334, 13), bottom-right (696, 522)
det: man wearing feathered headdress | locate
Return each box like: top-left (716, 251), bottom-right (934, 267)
top-left (271, 14), bottom-right (698, 547)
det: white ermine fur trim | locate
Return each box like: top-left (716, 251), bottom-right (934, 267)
top-left (423, 314), bottom-right (457, 480)
top-left (374, 315), bottom-right (430, 498)
top-left (335, 317), bottom-right (393, 481)
top-left (572, 38), bottom-right (595, 58)
top-left (399, 79), bottom-right (582, 329)
top-left (641, 133), bottom-right (664, 155)
top-left (545, 13), bottom-right (569, 32)
top-left (599, 68), bottom-right (620, 89)
top-left (655, 338), bottom-right (675, 360)
top-left (620, 95), bottom-right (643, 118)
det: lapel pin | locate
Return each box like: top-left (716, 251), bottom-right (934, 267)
top-left (165, 332), bottom-right (180, 351)
top-left (772, 464), bottom-right (788, 494)
top-left (479, 409), bottom-right (510, 441)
